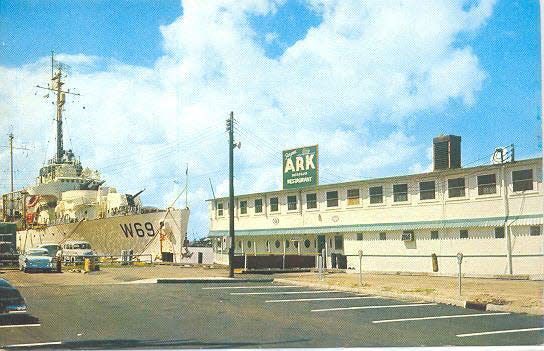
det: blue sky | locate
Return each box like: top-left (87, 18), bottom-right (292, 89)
top-left (0, 0), bottom-right (541, 239)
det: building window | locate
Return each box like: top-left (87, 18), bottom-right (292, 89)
top-left (240, 200), bottom-right (247, 215)
top-left (334, 235), bottom-right (344, 250)
top-left (247, 241), bottom-right (252, 248)
top-left (285, 240), bottom-right (290, 248)
top-left (304, 239), bottom-right (311, 248)
top-left (294, 241), bottom-right (299, 249)
top-left (369, 186), bottom-right (383, 204)
top-left (393, 184), bottom-right (408, 202)
top-left (448, 178), bottom-right (465, 198)
top-left (379, 232), bottom-right (386, 241)
top-left (356, 233), bottom-right (363, 241)
top-left (326, 191), bottom-right (338, 207)
top-left (270, 197), bottom-right (279, 212)
top-left (419, 181), bottom-right (435, 200)
top-left (217, 203), bottom-right (224, 216)
top-left (477, 174), bottom-right (497, 195)
top-left (306, 193), bottom-right (317, 209)
top-left (255, 198), bottom-right (263, 213)
top-left (495, 227), bottom-right (505, 238)
top-left (266, 240), bottom-right (271, 251)
top-left (275, 240), bottom-right (281, 248)
top-left (512, 169), bottom-right (533, 192)
top-left (287, 195), bottom-right (297, 211)
top-left (460, 229), bottom-right (468, 239)
top-left (347, 189), bottom-right (360, 206)
top-left (530, 226), bottom-right (542, 236)
top-left (431, 230), bottom-right (439, 240)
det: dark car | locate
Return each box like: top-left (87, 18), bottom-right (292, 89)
top-left (0, 278), bottom-right (27, 314)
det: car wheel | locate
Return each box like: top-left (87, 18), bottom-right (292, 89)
top-left (23, 267), bottom-right (28, 273)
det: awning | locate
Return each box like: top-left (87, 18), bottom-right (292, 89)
top-left (208, 214), bottom-right (542, 237)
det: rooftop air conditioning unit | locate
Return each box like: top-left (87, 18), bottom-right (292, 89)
top-left (402, 231), bottom-right (414, 241)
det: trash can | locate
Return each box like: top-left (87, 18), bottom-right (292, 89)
top-left (84, 258), bottom-right (93, 272)
top-left (431, 253), bottom-right (439, 272)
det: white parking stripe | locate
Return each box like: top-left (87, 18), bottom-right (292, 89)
top-left (0, 323), bottom-right (41, 328)
top-left (203, 285), bottom-right (300, 290)
top-left (312, 303), bottom-right (437, 312)
top-left (2, 341), bottom-right (62, 347)
top-left (457, 327), bottom-right (544, 338)
top-left (373, 312), bottom-right (510, 323)
top-left (231, 290), bottom-right (344, 295)
top-left (266, 296), bottom-right (379, 303)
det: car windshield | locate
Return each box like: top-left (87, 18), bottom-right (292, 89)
top-left (73, 243), bottom-right (90, 249)
top-left (28, 250), bottom-right (47, 256)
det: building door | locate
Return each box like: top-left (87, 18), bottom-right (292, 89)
top-left (317, 235), bottom-right (326, 268)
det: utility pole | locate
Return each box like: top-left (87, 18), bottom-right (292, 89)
top-left (9, 132), bottom-right (14, 220)
top-left (226, 111), bottom-right (236, 278)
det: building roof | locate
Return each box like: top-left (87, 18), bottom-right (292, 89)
top-left (207, 157), bottom-right (542, 202)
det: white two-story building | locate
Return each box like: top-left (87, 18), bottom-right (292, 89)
top-left (208, 137), bottom-right (543, 277)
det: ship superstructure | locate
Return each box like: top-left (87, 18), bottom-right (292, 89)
top-left (2, 54), bottom-right (189, 261)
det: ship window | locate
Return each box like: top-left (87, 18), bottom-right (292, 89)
top-left (431, 230), bottom-right (439, 240)
top-left (494, 227), bottom-right (505, 239)
top-left (285, 240), bottom-right (290, 248)
top-left (460, 229), bottom-right (468, 239)
top-left (304, 239), bottom-right (311, 248)
top-left (247, 241), bottom-right (252, 248)
top-left (275, 240), bottom-right (280, 248)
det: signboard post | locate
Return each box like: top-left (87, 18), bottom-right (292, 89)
top-left (358, 250), bottom-right (363, 286)
top-left (457, 252), bottom-right (464, 296)
top-left (283, 145), bottom-right (318, 189)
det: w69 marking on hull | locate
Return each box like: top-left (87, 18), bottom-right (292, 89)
top-left (119, 222), bottom-right (156, 238)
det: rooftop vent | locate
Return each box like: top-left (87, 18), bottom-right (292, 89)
top-left (433, 135), bottom-right (461, 171)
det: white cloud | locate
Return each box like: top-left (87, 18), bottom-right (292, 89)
top-left (0, 0), bottom-right (495, 237)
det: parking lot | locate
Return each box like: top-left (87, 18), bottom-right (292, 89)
top-left (1, 280), bottom-right (543, 348)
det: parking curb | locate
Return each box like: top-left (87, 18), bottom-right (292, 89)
top-left (273, 278), bottom-right (542, 315)
top-left (156, 277), bottom-right (274, 284)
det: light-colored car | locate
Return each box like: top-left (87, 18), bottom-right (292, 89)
top-left (60, 240), bottom-right (95, 264)
top-left (19, 248), bottom-right (60, 273)
top-left (0, 278), bottom-right (27, 314)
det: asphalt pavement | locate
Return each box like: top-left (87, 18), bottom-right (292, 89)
top-left (1, 281), bottom-right (543, 348)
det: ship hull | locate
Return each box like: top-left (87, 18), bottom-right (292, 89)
top-left (16, 209), bottom-right (189, 262)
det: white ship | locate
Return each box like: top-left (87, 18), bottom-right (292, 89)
top-left (2, 55), bottom-right (189, 262)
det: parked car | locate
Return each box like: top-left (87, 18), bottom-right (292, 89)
top-left (36, 243), bottom-right (61, 257)
top-left (59, 240), bottom-right (95, 264)
top-left (0, 278), bottom-right (27, 314)
top-left (19, 248), bottom-right (60, 273)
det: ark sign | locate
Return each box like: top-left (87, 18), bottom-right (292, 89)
top-left (283, 145), bottom-right (318, 189)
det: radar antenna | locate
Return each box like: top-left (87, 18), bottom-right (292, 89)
top-left (36, 51), bottom-right (81, 164)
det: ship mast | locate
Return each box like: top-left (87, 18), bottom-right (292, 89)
top-left (36, 51), bottom-right (80, 164)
